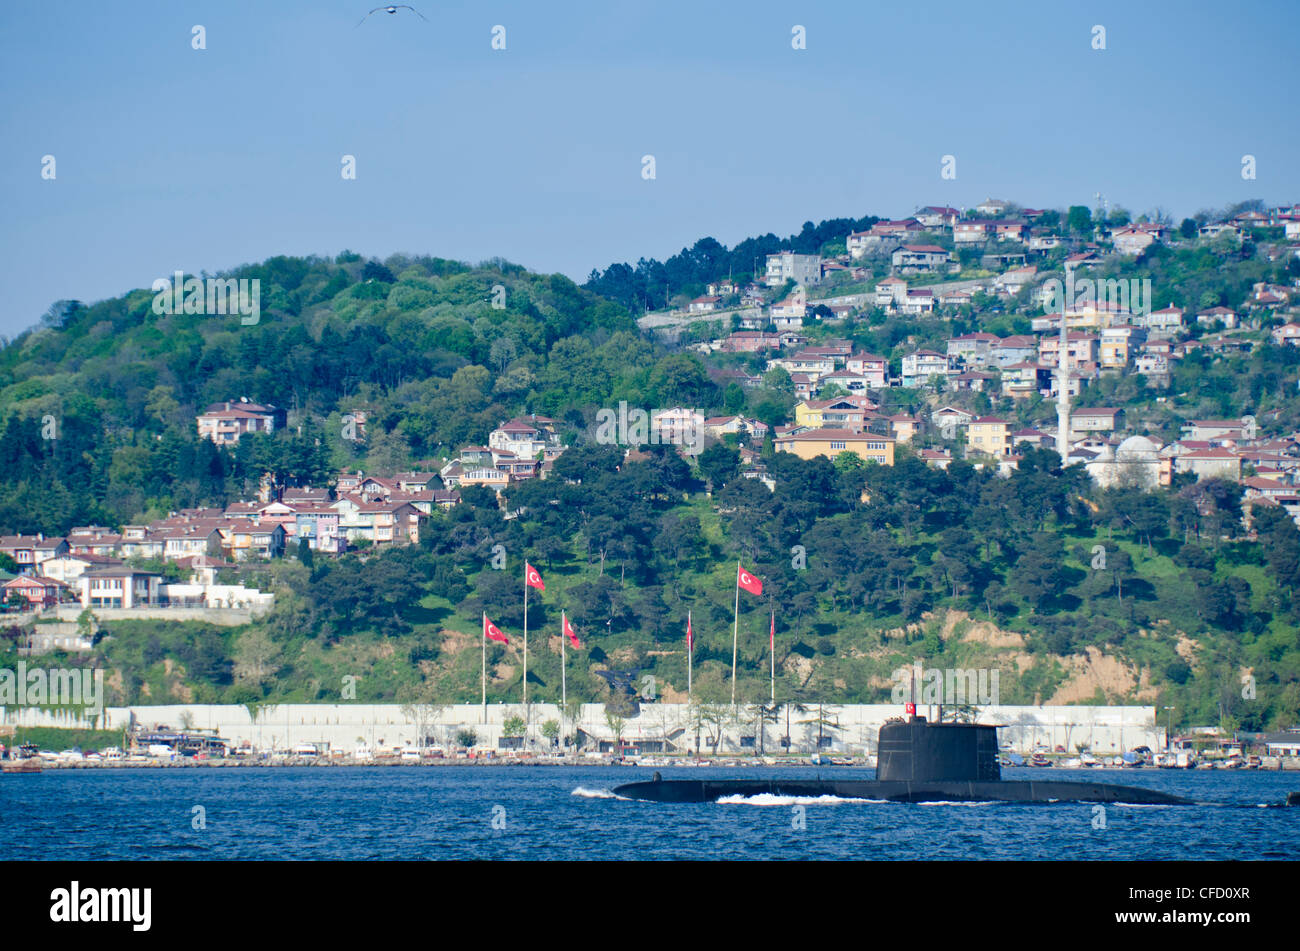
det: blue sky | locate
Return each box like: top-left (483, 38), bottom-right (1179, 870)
top-left (1, 0), bottom-right (1297, 337)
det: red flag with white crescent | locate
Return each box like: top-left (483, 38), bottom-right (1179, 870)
top-left (563, 612), bottom-right (581, 649)
top-left (484, 615), bottom-right (508, 644)
top-left (737, 564), bottom-right (762, 596)
top-left (525, 562), bottom-right (545, 592)
top-left (686, 612), bottom-right (693, 649)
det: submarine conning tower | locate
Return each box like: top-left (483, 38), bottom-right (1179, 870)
top-left (877, 716), bottom-right (1001, 782)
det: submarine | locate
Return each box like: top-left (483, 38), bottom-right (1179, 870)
top-left (613, 715), bottom-right (1199, 805)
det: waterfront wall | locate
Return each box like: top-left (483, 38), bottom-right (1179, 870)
top-left (0, 702), bottom-right (1166, 755)
top-left (44, 605), bottom-right (259, 626)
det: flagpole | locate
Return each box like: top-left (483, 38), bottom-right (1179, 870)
top-left (481, 613), bottom-right (487, 724)
top-left (770, 610), bottom-right (775, 705)
top-left (687, 610), bottom-right (692, 702)
top-left (523, 564), bottom-right (530, 747)
top-left (523, 567), bottom-right (528, 707)
top-left (561, 610), bottom-right (567, 710)
top-left (731, 560), bottom-right (740, 707)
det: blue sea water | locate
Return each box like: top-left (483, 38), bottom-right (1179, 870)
top-left (2, 766), bottom-right (1298, 860)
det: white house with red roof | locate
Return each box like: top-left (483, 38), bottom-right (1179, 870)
top-left (1173, 448), bottom-right (1242, 481)
top-left (1271, 323), bottom-right (1300, 347)
top-left (821, 370), bottom-right (870, 394)
top-left (489, 417), bottom-right (562, 461)
top-left (196, 400), bottom-right (285, 445)
top-left (993, 265), bottom-right (1037, 294)
top-left (1182, 419), bottom-right (1247, 442)
top-left (1064, 250), bottom-right (1104, 272)
top-left (770, 290), bottom-right (807, 328)
top-left (1197, 306), bottom-right (1238, 329)
top-left (901, 288), bottom-right (936, 314)
top-left (1111, 227), bottom-right (1159, 255)
top-left (874, 277), bottom-right (908, 309)
top-left (915, 206), bottom-right (960, 229)
top-left (902, 350), bottom-right (950, 388)
top-left (992, 335), bottom-right (1038, 367)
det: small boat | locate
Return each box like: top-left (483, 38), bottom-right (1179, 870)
top-left (2, 760), bottom-right (43, 774)
top-left (3, 744), bottom-right (43, 774)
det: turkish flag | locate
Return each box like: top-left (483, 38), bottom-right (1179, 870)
top-left (563, 612), bottom-right (581, 649)
top-left (737, 564), bottom-right (762, 596)
top-left (525, 562), bottom-right (545, 592)
top-left (484, 615), bottom-right (508, 644)
top-left (686, 613), bottom-right (693, 649)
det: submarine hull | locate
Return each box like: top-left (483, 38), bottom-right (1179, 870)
top-left (611, 778), bottom-right (1192, 806)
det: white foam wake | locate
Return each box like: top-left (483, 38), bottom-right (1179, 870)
top-left (570, 786), bottom-right (620, 799)
top-left (1112, 802), bottom-right (1173, 808)
top-left (715, 793), bottom-right (881, 806)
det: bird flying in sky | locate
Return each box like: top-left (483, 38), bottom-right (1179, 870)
top-left (356, 5), bottom-right (428, 27)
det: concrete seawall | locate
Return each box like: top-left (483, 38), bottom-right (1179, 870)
top-left (1, 703), bottom-right (1166, 755)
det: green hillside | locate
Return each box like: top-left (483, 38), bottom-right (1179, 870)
top-left (2, 251), bottom-right (1299, 734)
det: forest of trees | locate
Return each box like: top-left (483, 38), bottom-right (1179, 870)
top-left (583, 215), bottom-right (879, 312)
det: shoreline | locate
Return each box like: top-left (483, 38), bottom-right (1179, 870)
top-left (9, 756), bottom-right (1299, 771)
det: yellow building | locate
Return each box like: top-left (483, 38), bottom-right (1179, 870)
top-left (889, 414), bottom-right (921, 443)
top-left (966, 416), bottom-right (1013, 457)
top-left (1099, 327), bottom-right (1146, 369)
top-left (794, 400), bottom-right (825, 428)
top-left (774, 429), bottom-right (895, 465)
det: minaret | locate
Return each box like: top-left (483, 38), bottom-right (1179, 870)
top-left (1056, 300), bottom-right (1070, 460)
